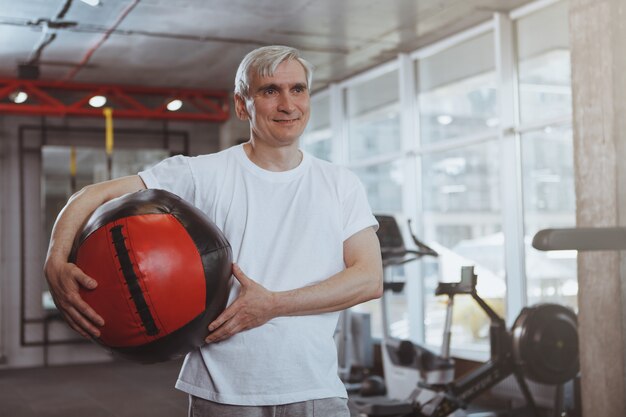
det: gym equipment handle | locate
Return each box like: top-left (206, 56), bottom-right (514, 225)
top-left (533, 227), bottom-right (626, 251)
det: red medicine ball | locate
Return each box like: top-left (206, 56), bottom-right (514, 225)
top-left (69, 189), bottom-right (232, 363)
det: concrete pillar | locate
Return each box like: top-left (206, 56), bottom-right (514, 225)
top-left (570, 0), bottom-right (626, 414)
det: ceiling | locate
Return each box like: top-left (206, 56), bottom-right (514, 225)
top-left (0, 0), bottom-right (535, 94)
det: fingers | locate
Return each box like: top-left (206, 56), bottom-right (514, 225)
top-left (231, 263), bottom-right (250, 285)
top-left (206, 301), bottom-right (242, 343)
top-left (205, 263), bottom-right (252, 341)
top-left (48, 263), bottom-right (104, 338)
top-left (68, 267), bottom-right (105, 327)
top-left (62, 306), bottom-right (99, 339)
top-left (205, 319), bottom-right (245, 344)
top-left (208, 303), bottom-right (237, 333)
top-left (204, 264), bottom-right (274, 344)
top-left (74, 267), bottom-right (98, 290)
top-left (53, 293), bottom-right (103, 338)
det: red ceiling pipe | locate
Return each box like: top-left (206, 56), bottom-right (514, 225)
top-left (0, 77), bottom-right (230, 122)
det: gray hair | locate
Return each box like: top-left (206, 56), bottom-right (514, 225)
top-left (234, 45), bottom-right (314, 98)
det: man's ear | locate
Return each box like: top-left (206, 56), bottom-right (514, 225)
top-left (234, 93), bottom-right (249, 121)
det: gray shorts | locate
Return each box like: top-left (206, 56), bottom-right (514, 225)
top-left (188, 395), bottom-right (350, 417)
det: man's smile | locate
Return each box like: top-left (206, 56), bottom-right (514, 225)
top-left (273, 118), bottom-right (300, 124)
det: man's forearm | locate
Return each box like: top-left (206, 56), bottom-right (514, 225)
top-left (206, 227), bottom-right (383, 343)
top-left (45, 175), bottom-right (146, 267)
top-left (272, 263), bottom-right (382, 318)
top-left (43, 175), bottom-right (147, 338)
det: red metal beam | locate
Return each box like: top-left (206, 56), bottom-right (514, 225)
top-left (0, 78), bottom-right (230, 122)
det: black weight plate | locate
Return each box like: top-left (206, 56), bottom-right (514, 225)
top-left (512, 303), bottom-right (579, 385)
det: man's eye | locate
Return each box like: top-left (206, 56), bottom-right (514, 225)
top-left (265, 89), bottom-right (276, 95)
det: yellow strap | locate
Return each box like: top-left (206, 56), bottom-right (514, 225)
top-left (70, 146), bottom-right (76, 177)
top-left (103, 107), bottom-right (113, 155)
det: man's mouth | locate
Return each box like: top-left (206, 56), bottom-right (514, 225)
top-left (274, 118), bottom-right (300, 124)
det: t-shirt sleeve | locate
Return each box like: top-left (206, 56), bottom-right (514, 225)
top-left (342, 172), bottom-right (379, 241)
top-left (138, 155), bottom-right (196, 204)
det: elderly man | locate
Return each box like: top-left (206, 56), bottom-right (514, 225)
top-left (45, 45), bottom-right (383, 417)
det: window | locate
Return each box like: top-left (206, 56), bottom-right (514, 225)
top-left (301, 94), bottom-right (332, 161)
top-left (313, 0), bottom-right (574, 360)
top-left (516, 0), bottom-right (571, 125)
top-left (351, 160), bottom-right (404, 214)
top-left (517, 1), bottom-right (576, 309)
top-left (346, 69), bottom-right (401, 162)
top-left (351, 158), bottom-right (408, 338)
top-left (417, 32), bottom-right (498, 146)
top-left (416, 29), bottom-right (502, 352)
top-left (521, 126), bottom-right (576, 309)
top-left (421, 140), bottom-right (504, 350)
top-left (344, 68), bottom-right (404, 339)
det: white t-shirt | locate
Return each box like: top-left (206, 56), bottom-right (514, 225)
top-left (138, 144), bottom-right (377, 406)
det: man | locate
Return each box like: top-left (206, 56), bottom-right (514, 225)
top-left (45, 45), bottom-right (383, 417)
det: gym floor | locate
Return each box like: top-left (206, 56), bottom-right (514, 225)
top-left (0, 359), bottom-right (188, 417)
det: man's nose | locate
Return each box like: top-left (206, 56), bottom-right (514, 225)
top-left (277, 92), bottom-right (295, 113)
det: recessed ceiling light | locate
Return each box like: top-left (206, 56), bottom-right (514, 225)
top-left (166, 99), bottom-right (183, 111)
top-left (10, 91), bottom-right (28, 104)
top-left (89, 95), bottom-right (107, 108)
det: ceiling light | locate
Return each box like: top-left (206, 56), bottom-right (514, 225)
top-left (437, 115), bottom-right (453, 125)
top-left (10, 91), bottom-right (28, 104)
top-left (80, 0), bottom-right (101, 6)
top-left (166, 99), bottom-right (183, 111)
top-left (89, 95), bottom-right (107, 108)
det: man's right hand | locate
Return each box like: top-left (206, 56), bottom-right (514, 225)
top-left (43, 175), bottom-right (146, 339)
top-left (44, 259), bottom-right (105, 339)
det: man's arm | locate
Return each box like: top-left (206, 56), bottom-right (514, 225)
top-left (205, 226), bottom-right (383, 343)
top-left (44, 175), bottom-right (146, 339)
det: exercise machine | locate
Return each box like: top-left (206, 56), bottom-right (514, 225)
top-left (338, 215), bottom-right (446, 394)
top-left (354, 266), bottom-right (580, 416)
top-left (351, 216), bottom-right (580, 417)
top-left (374, 215), bottom-right (456, 402)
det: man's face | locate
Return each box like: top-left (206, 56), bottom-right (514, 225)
top-left (235, 59), bottom-right (310, 147)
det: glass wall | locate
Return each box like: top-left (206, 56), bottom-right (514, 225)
top-left (346, 69), bottom-right (401, 162)
top-left (516, 0), bottom-right (571, 125)
top-left (343, 67), bottom-right (405, 339)
top-left (421, 140), bottom-right (504, 349)
top-left (521, 126), bottom-right (576, 308)
top-left (417, 31), bottom-right (504, 351)
top-left (318, 0), bottom-right (574, 357)
top-left (301, 94), bottom-right (332, 161)
top-left (417, 32), bottom-right (498, 145)
top-left (352, 160), bottom-right (404, 214)
top-left (516, 0), bottom-right (576, 309)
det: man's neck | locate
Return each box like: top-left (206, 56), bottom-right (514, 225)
top-left (243, 141), bottom-right (302, 172)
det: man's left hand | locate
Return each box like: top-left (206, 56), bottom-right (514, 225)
top-left (205, 263), bottom-right (277, 343)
